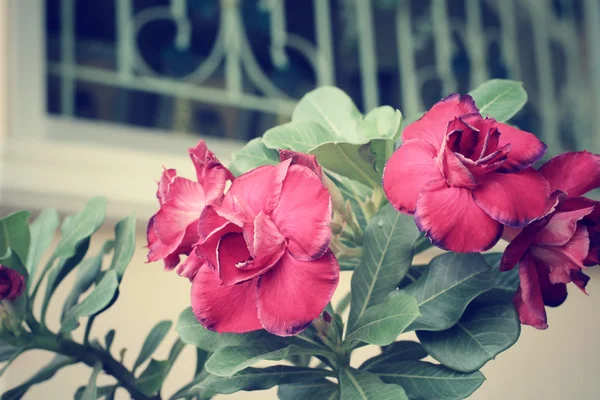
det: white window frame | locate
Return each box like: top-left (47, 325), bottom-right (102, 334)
top-left (1, 0), bottom-right (244, 220)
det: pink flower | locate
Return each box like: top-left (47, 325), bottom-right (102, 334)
top-left (0, 266), bottom-right (25, 301)
top-left (190, 156), bottom-right (339, 336)
top-left (383, 94), bottom-right (551, 253)
top-left (146, 140), bottom-right (233, 276)
top-left (501, 151), bottom-right (600, 329)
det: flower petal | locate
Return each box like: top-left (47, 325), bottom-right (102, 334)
top-left (279, 150), bottom-right (322, 179)
top-left (473, 168), bottom-right (552, 228)
top-left (383, 139), bottom-right (443, 214)
top-left (414, 180), bottom-right (503, 252)
top-left (536, 263), bottom-right (568, 307)
top-left (216, 233), bottom-right (277, 286)
top-left (403, 94), bottom-right (479, 149)
top-left (496, 123), bottom-right (547, 171)
top-left (571, 270), bottom-right (591, 294)
top-left (500, 217), bottom-right (550, 272)
top-left (462, 116), bottom-right (500, 160)
top-left (176, 251), bottom-right (206, 281)
top-left (157, 168), bottom-right (177, 205)
top-left (242, 212), bottom-right (286, 269)
top-left (514, 254), bottom-right (548, 329)
top-left (191, 266), bottom-right (262, 333)
top-left (272, 165), bottom-right (332, 261)
top-left (533, 205), bottom-right (595, 247)
top-left (440, 146), bottom-right (477, 189)
top-left (256, 251), bottom-right (339, 336)
top-left (539, 150), bottom-right (600, 197)
top-left (189, 140), bottom-right (234, 203)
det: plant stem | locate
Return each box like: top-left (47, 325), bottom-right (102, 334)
top-left (30, 333), bottom-right (160, 400)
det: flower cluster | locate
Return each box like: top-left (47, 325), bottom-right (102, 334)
top-left (383, 95), bottom-right (600, 329)
top-left (147, 141), bottom-right (339, 336)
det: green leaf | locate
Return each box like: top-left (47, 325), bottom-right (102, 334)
top-left (310, 141), bottom-right (384, 188)
top-left (54, 197), bottom-right (107, 259)
top-left (176, 307), bottom-right (270, 351)
top-left (417, 296), bottom-right (521, 373)
top-left (1, 355), bottom-right (76, 400)
top-left (349, 205), bottom-right (421, 329)
top-left (229, 137), bottom-right (279, 176)
top-left (369, 361), bottom-right (485, 400)
top-left (279, 379), bottom-right (339, 400)
top-left (359, 106), bottom-right (402, 140)
top-left (74, 386), bottom-right (116, 400)
top-left (0, 211), bottom-right (31, 267)
top-left (0, 248), bottom-right (28, 284)
top-left (361, 341), bottom-right (427, 371)
top-left (61, 240), bottom-right (114, 322)
top-left (133, 320), bottom-right (172, 372)
top-left (80, 362), bottom-right (102, 400)
top-left (339, 368), bottom-right (408, 400)
top-left (192, 366), bottom-right (332, 396)
top-left (346, 292), bottom-right (420, 346)
top-left (105, 329), bottom-right (116, 352)
top-left (60, 270), bottom-right (119, 332)
top-left (26, 208), bottom-right (59, 285)
top-left (0, 339), bottom-right (21, 362)
top-left (263, 120), bottom-right (338, 153)
top-left (405, 253), bottom-right (495, 331)
top-left (291, 86), bottom-right (363, 142)
top-left (109, 214), bottom-right (136, 280)
top-left (205, 341), bottom-right (329, 377)
top-left (469, 79), bottom-right (527, 122)
top-left (168, 338), bottom-right (186, 367)
top-left (136, 359), bottom-right (170, 396)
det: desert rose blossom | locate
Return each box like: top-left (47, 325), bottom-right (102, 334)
top-left (501, 151), bottom-right (600, 329)
top-left (146, 140), bottom-right (233, 277)
top-left (0, 266), bottom-right (25, 301)
top-left (383, 94), bottom-right (551, 253)
top-left (190, 156), bottom-right (340, 336)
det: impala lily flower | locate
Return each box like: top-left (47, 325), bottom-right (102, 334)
top-left (383, 94), bottom-right (551, 252)
top-left (146, 140), bottom-right (233, 275)
top-left (501, 151), bottom-right (600, 329)
top-left (0, 266), bottom-right (24, 301)
top-left (190, 156), bottom-right (339, 336)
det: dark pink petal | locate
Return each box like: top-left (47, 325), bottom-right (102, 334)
top-left (414, 180), bottom-right (503, 252)
top-left (473, 168), bottom-right (552, 228)
top-left (533, 205), bottom-right (595, 247)
top-left (464, 116), bottom-right (500, 160)
top-left (0, 266), bottom-right (25, 301)
top-left (191, 265), bottom-right (262, 333)
top-left (197, 206), bottom-right (234, 243)
top-left (157, 168), bottom-right (177, 205)
top-left (446, 116), bottom-right (479, 158)
top-left (500, 217), bottom-right (550, 272)
top-left (514, 255), bottom-right (548, 329)
top-left (256, 251), bottom-right (339, 336)
top-left (189, 140), bottom-right (234, 203)
top-left (496, 123), bottom-right (547, 171)
top-left (176, 251), bottom-right (206, 281)
top-left (403, 94), bottom-right (479, 149)
top-left (383, 139), bottom-right (443, 214)
top-left (272, 165), bottom-right (332, 261)
top-left (225, 160), bottom-right (291, 218)
top-left (238, 212), bottom-right (286, 270)
top-left (571, 270), bottom-right (591, 294)
top-left (195, 222), bottom-right (242, 269)
top-left (539, 150), bottom-right (600, 197)
top-left (536, 263), bottom-right (568, 307)
top-left (279, 150), bottom-right (323, 179)
top-left (530, 225), bottom-right (590, 284)
top-left (439, 146), bottom-right (477, 189)
top-left (154, 177), bottom-right (206, 253)
top-left (146, 216), bottom-right (183, 269)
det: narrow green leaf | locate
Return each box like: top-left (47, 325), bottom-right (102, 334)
top-left (0, 346), bottom-right (29, 378)
top-left (1, 355), bottom-right (76, 400)
top-left (109, 214), bottom-right (136, 280)
top-left (81, 362), bottom-right (102, 400)
top-left (229, 137), bottom-right (279, 176)
top-left (133, 320), bottom-right (172, 372)
top-left (263, 120), bottom-right (338, 153)
top-left (105, 329), bottom-right (116, 352)
top-left (339, 368), bottom-right (408, 400)
top-left (0, 210), bottom-right (31, 266)
top-left (346, 292), bottom-right (420, 346)
top-left (54, 197), bottom-right (107, 259)
top-left (279, 379), bottom-right (339, 400)
top-left (168, 338), bottom-right (186, 366)
top-left (26, 208), bottom-right (59, 285)
top-left (192, 366), bottom-right (332, 396)
top-left (369, 361), bottom-right (485, 400)
top-left (176, 307), bottom-right (270, 351)
top-left (417, 296), bottom-right (521, 372)
top-left (137, 359), bottom-right (170, 396)
top-left (469, 79), bottom-right (527, 122)
top-left (292, 86), bottom-right (363, 142)
top-left (405, 253), bottom-right (495, 331)
top-left (359, 106), bottom-right (402, 140)
top-left (349, 205), bottom-right (421, 329)
top-left (60, 270), bottom-right (119, 332)
top-left (74, 385), bottom-right (116, 400)
top-left (310, 141), bottom-right (385, 188)
top-left (0, 339), bottom-right (21, 362)
top-left (361, 341), bottom-right (427, 371)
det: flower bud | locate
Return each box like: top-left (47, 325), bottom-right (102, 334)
top-left (0, 266), bottom-right (25, 301)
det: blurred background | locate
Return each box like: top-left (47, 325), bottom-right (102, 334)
top-left (1, 0), bottom-right (600, 399)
